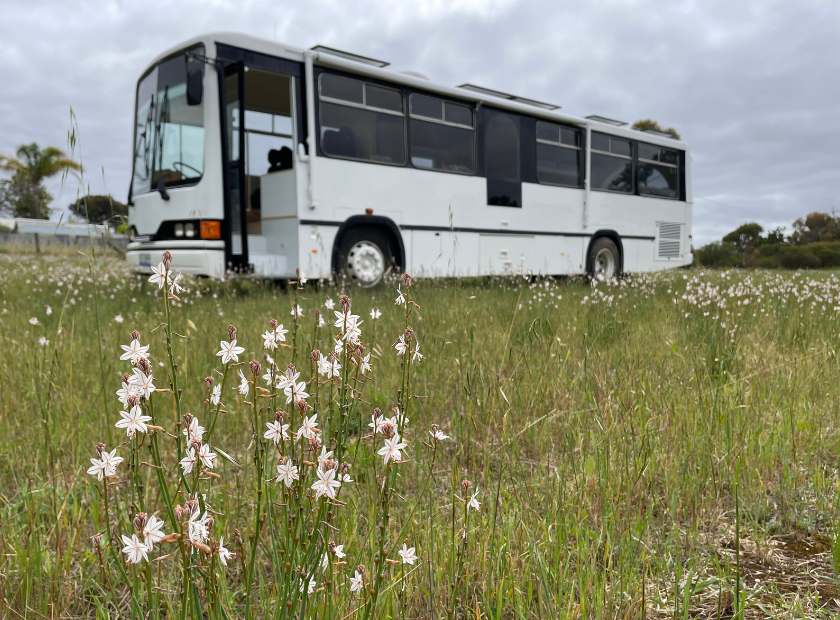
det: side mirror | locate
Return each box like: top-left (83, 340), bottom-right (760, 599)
top-left (186, 56), bottom-right (203, 106)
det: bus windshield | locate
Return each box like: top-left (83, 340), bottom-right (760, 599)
top-left (131, 45), bottom-right (205, 197)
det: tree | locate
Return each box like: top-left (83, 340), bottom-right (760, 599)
top-left (68, 194), bottom-right (128, 225)
top-left (631, 119), bottom-right (681, 140)
top-left (790, 212), bottom-right (840, 244)
top-left (0, 143), bottom-right (81, 219)
top-left (722, 222), bottom-right (763, 252)
top-left (0, 174), bottom-right (52, 219)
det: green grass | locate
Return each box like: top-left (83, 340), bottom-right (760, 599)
top-left (1, 252), bottom-right (839, 618)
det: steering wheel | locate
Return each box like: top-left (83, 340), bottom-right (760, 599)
top-left (172, 161), bottom-right (202, 176)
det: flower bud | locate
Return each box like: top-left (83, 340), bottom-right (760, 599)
top-left (95, 442), bottom-right (106, 456)
top-left (228, 324), bottom-right (237, 340)
top-left (249, 359), bottom-right (261, 375)
top-left (130, 329), bottom-right (141, 341)
top-left (340, 295), bottom-right (351, 312)
top-left (310, 349), bottom-right (320, 363)
top-left (162, 250), bottom-right (172, 269)
top-left (184, 497), bottom-right (199, 515)
top-left (297, 399), bottom-right (309, 414)
top-left (401, 273), bottom-right (413, 288)
top-left (381, 420), bottom-right (396, 439)
top-left (461, 479), bottom-right (472, 494)
top-left (274, 410), bottom-right (285, 422)
top-left (203, 376), bottom-right (214, 388)
top-left (133, 512), bottom-right (147, 532)
top-left (269, 318), bottom-right (278, 329)
top-left (91, 533), bottom-right (103, 548)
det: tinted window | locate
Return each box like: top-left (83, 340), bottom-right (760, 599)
top-left (410, 93), bottom-right (443, 119)
top-left (410, 119), bottom-right (474, 173)
top-left (319, 74), bottom-right (363, 103)
top-left (483, 110), bottom-right (521, 207)
top-left (591, 132), bottom-right (610, 152)
top-left (537, 143), bottom-right (581, 187)
top-left (592, 153), bottom-right (633, 193)
top-left (445, 102), bottom-right (472, 127)
top-left (365, 84), bottom-right (402, 112)
top-left (536, 121), bottom-right (559, 142)
top-left (638, 142), bottom-right (679, 165)
top-left (638, 163), bottom-right (678, 198)
top-left (611, 138), bottom-right (631, 157)
top-left (320, 101), bottom-right (405, 164)
top-left (592, 131), bottom-right (631, 156)
top-left (560, 127), bottom-right (580, 147)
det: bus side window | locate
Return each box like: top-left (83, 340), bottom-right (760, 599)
top-left (482, 109), bottom-right (522, 207)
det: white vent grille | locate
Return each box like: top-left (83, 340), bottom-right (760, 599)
top-left (657, 222), bottom-right (682, 259)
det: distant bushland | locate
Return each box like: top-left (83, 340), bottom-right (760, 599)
top-left (695, 211), bottom-right (840, 269)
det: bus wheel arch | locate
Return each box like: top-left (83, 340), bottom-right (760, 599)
top-left (586, 231), bottom-right (623, 279)
top-left (332, 216), bottom-right (405, 286)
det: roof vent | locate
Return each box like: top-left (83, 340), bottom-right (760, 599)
top-left (585, 114), bottom-right (627, 127)
top-left (310, 45), bottom-right (389, 68)
top-left (458, 83), bottom-right (560, 110)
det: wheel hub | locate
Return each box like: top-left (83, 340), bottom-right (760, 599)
top-left (593, 248), bottom-right (616, 280)
top-left (347, 241), bottom-right (385, 286)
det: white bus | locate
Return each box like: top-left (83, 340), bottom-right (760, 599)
top-left (127, 32), bottom-right (692, 284)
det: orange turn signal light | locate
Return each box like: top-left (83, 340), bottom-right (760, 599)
top-left (200, 220), bottom-right (222, 240)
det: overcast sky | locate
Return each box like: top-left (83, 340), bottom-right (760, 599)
top-left (1, 0), bottom-right (838, 244)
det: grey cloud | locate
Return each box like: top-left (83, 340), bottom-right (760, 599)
top-left (1, 0), bottom-right (838, 244)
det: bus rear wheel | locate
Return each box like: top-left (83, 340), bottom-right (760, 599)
top-left (336, 228), bottom-right (394, 287)
top-left (587, 237), bottom-right (620, 281)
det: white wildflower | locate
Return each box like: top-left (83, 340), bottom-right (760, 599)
top-left (217, 339), bottom-right (245, 364)
top-left (275, 458), bottom-right (300, 488)
top-left (115, 405), bottom-right (151, 437)
top-left (398, 543), bottom-right (418, 565)
top-left (121, 534), bottom-right (149, 564)
top-left (264, 420), bottom-right (290, 444)
top-left (377, 434), bottom-right (407, 465)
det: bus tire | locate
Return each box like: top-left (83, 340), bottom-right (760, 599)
top-left (587, 237), bottom-right (620, 281)
top-left (336, 228), bottom-right (395, 287)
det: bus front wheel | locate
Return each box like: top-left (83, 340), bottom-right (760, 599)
top-left (587, 237), bottom-right (620, 281)
top-left (336, 228), bottom-right (394, 287)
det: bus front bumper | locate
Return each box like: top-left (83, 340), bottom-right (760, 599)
top-left (126, 240), bottom-right (226, 279)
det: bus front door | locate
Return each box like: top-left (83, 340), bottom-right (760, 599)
top-left (220, 62), bottom-right (249, 273)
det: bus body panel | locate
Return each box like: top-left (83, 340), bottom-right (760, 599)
top-left (128, 33), bottom-right (693, 281)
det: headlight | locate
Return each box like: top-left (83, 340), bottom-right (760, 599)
top-left (184, 222), bottom-right (196, 238)
top-left (174, 223), bottom-right (184, 237)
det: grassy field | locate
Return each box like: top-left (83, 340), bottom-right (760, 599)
top-left (1, 250), bottom-right (840, 619)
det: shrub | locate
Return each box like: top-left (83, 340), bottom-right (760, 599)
top-left (694, 242), bottom-right (741, 268)
top-left (777, 246), bottom-right (821, 269)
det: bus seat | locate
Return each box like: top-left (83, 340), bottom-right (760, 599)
top-left (267, 146), bottom-right (293, 172)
